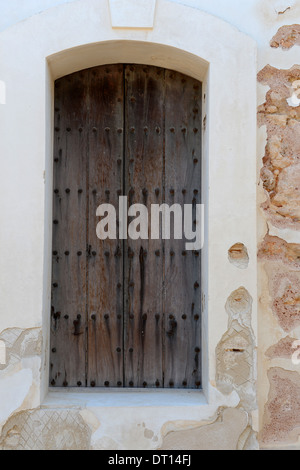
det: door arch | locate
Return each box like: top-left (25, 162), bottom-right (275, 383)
top-left (50, 64), bottom-right (202, 389)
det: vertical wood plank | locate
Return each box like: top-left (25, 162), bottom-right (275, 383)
top-left (164, 70), bottom-right (202, 389)
top-left (50, 72), bottom-right (88, 387)
top-left (87, 65), bottom-right (124, 388)
top-left (124, 65), bottom-right (165, 388)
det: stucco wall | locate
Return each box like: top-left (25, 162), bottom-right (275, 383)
top-left (0, 0), bottom-right (299, 450)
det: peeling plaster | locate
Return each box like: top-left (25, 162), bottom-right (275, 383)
top-left (228, 243), bottom-right (249, 269)
top-left (0, 328), bottom-right (42, 433)
top-left (0, 369), bottom-right (33, 432)
top-left (160, 408), bottom-right (248, 450)
top-left (0, 409), bottom-right (92, 450)
top-left (258, 59), bottom-right (300, 448)
top-left (271, 24), bottom-right (300, 50)
top-left (0, 328), bottom-right (42, 372)
top-left (216, 288), bottom-right (256, 412)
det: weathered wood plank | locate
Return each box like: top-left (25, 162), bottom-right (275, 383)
top-left (87, 65), bottom-right (124, 388)
top-left (164, 70), bottom-right (202, 389)
top-left (50, 72), bottom-right (89, 387)
top-left (123, 65), bottom-right (165, 388)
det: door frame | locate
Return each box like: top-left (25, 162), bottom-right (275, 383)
top-left (26, 2), bottom-right (257, 417)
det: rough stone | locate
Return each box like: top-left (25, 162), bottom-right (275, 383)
top-left (270, 24), bottom-right (300, 50)
top-left (261, 368), bottom-right (300, 445)
top-left (258, 65), bottom-right (300, 230)
top-left (0, 328), bottom-right (42, 371)
top-left (266, 336), bottom-right (298, 359)
top-left (269, 270), bottom-right (300, 332)
top-left (228, 243), bottom-right (249, 269)
top-left (258, 235), bottom-right (300, 269)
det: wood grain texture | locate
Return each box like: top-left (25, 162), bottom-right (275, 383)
top-left (124, 65), bottom-right (165, 388)
top-left (50, 72), bottom-right (89, 387)
top-left (164, 70), bottom-right (202, 388)
top-left (50, 64), bottom-right (202, 389)
top-left (87, 65), bottom-right (124, 388)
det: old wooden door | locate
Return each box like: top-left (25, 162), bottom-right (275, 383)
top-left (50, 64), bottom-right (202, 389)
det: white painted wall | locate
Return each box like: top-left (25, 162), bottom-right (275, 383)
top-left (0, 0), bottom-right (299, 449)
top-left (1, 0), bottom-right (299, 46)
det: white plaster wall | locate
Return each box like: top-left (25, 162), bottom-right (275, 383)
top-left (0, 0), bottom-right (257, 379)
top-left (1, 0), bottom-right (299, 50)
top-left (0, 0), bottom-right (263, 448)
